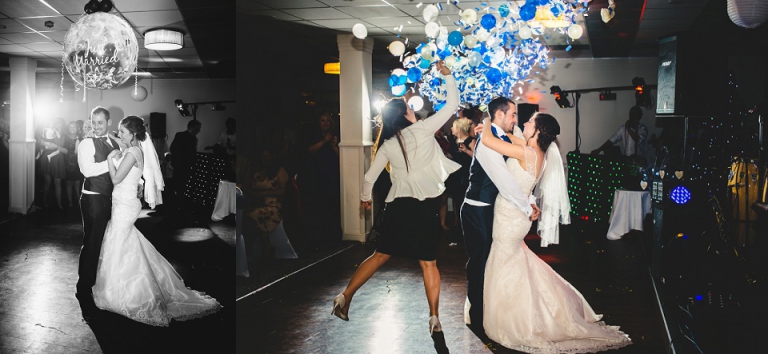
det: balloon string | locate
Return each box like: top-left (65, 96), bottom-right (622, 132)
top-left (60, 52), bottom-right (65, 102)
top-left (134, 66), bottom-right (138, 95)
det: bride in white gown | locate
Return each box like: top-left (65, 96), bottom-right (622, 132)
top-left (479, 113), bottom-right (631, 353)
top-left (92, 116), bottom-right (221, 327)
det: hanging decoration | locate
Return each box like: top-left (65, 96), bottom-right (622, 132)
top-left (727, 0), bottom-right (768, 28)
top-left (131, 86), bottom-right (148, 101)
top-left (62, 8), bottom-right (138, 101)
top-left (387, 0), bottom-right (588, 109)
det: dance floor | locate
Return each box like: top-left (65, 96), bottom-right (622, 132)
top-left (0, 207), bottom-right (235, 353)
top-left (238, 223), bottom-right (669, 353)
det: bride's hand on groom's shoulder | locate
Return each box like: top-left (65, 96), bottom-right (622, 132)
top-left (474, 123), bottom-right (484, 135)
top-left (108, 149), bottom-right (120, 159)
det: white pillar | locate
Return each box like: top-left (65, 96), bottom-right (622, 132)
top-left (8, 57), bottom-right (37, 214)
top-left (337, 34), bottom-right (374, 242)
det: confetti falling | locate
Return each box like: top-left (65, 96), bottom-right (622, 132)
top-left (386, 0), bottom-right (588, 108)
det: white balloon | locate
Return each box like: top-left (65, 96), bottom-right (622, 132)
top-left (425, 22), bottom-right (440, 38)
top-left (464, 34), bottom-right (477, 48)
top-left (403, 55), bottom-right (418, 67)
top-left (444, 56), bottom-right (457, 68)
top-left (392, 68), bottom-right (407, 77)
top-left (475, 29), bottom-right (490, 42)
top-left (389, 41), bottom-right (405, 56)
top-left (420, 43), bottom-right (437, 60)
top-left (490, 49), bottom-right (506, 65)
top-left (461, 9), bottom-right (478, 25)
top-left (468, 51), bottom-right (482, 67)
top-left (518, 25), bottom-right (532, 40)
top-left (391, 84), bottom-right (407, 97)
top-left (486, 36), bottom-right (499, 48)
top-left (567, 24), bottom-right (584, 40)
top-left (408, 96), bottom-right (424, 111)
top-left (423, 4), bottom-right (439, 22)
top-left (352, 23), bottom-right (367, 39)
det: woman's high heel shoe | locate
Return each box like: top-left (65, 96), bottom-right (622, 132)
top-left (429, 315), bottom-right (442, 335)
top-left (331, 294), bottom-right (349, 321)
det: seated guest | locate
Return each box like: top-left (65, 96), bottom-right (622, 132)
top-left (245, 148), bottom-right (296, 260)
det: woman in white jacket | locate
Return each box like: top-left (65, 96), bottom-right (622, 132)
top-left (331, 61), bottom-right (459, 336)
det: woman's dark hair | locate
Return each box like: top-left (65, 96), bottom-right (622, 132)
top-left (119, 116), bottom-right (147, 142)
top-left (532, 113), bottom-right (560, 152)
top-left (378, 99), bottom-right (413, 171)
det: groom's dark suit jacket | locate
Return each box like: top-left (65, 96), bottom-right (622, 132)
top-left (83, 137), bottom-right (119, 195)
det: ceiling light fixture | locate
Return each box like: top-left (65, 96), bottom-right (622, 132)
top-left (144, 29), bottom-right (184, 50)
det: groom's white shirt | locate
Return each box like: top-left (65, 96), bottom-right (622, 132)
top-left (467, 123), bottom-right (534, 216)
top-left (78, 136), bottom-right (113, 195)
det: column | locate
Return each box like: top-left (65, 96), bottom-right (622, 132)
top-left (8, 57), bottom-right (37, 214)
top-left (337, 34), bottom-right (374, 242)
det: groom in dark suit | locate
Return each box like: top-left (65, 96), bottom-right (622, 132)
top-left (75, 106), bottom-right (121, 303)
top-left (460, 97), bottom-right (539, 336)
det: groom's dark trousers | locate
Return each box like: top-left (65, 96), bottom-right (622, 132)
top-left (76, 193), bottom-right (111, 295)
top-left (461, 203), bottom-right (494, 333)
top-left (76, 136), bottom-right (118, 296)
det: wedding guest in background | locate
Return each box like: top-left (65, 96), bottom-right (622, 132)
top-left (170, 120), bottom-right (202, 199)
top-left (39, 118), bottom-right (68, 209)
top-left (301, 113), bottom-right (341, 248)
top-left (64, 120), bottom-right (84, 208)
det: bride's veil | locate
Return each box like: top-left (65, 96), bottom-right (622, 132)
top-left (140, 134), bottom-right (164, 209)
top-left (532, 142), bottom-right (570, 247)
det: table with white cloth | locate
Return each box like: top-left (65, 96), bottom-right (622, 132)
top-left (211, 180), bottom-right (236, 221)
top-left (607, 189), bottom-right (652, 240)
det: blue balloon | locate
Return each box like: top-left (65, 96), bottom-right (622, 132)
top-left (389, 75), bottom-right (398, 87)
top-left (407, 67), bottom-right (422, 83)
top-left (448, 31), bottom-right (463, 46)
top-left (438, 47), bottom-right (451, 60)
top-left (480, 14), bottom-right (496, 30)
top-left (435, 102), bottom-right (446, 111)
top-left (397, 75), bottom-right (407, 85)
top-left (520, 4), bottom-right (536, 21)
top-left (473, 42), bottom-right (488, 55)
top-left (551, 5), bottom-right (561, 17)
top-left (419, 58), bottom-right (431, 69)
top-left (498, 4), bottom-right (510, 18)
top-left (430, 78), bottom-right (441, 87)
top-left (486, 67), bottom-right (502, 84)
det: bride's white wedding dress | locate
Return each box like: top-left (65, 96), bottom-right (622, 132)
top-left (92, 147), bottom-right (221, 326)
top-left (483, 147), bottom-right (631, 353)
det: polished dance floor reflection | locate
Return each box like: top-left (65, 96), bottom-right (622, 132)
top-left (237, 223), bottom-right (669, 353)
top-left (0, 208), bottom-right (234, 353)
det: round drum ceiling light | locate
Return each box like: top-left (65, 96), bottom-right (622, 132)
top-left (144, 29), bottom-right (184, 50)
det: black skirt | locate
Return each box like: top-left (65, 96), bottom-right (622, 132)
top-left (376, 197), bottom-right (440, 261)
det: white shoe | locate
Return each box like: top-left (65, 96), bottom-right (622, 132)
top-left (429, 315), bottom-right (442, 335)
top-left (464, 297), bottom-right (471, 326)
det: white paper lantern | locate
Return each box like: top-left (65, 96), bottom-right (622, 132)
top-left (727, 0), bottom-right (768, 28)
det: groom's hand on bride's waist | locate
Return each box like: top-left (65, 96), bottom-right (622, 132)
top-left (137, 182), bottom-right (144, 198)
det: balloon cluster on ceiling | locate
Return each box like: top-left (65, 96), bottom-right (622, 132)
top-left (359, 1), bottom-right (589, 110)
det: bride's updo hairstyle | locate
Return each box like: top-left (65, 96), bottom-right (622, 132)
top-left (119, 116), bottom-right (147, 142)
top-left (532, 113), bottom-right (560, 152)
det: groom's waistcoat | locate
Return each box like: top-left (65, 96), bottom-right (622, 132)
top-left (464, 133), bottom-right (507, 205)
top-left (84, 137), bottom-right (119, 195)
